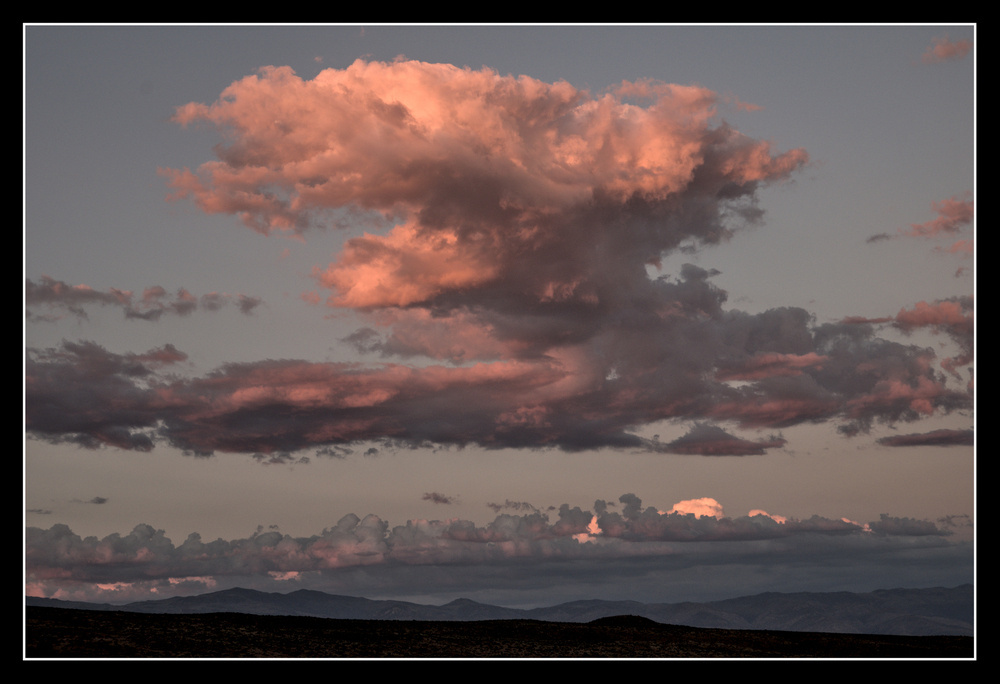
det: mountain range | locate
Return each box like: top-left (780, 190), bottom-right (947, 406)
top-left (25, 584), bottom-right (973, 637)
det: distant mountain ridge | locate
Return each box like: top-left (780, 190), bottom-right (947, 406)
top-left (25, 584), bottom-right (973, 637)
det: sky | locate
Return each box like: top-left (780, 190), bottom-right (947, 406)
top-left (24, 24), bottom-right (975, 609)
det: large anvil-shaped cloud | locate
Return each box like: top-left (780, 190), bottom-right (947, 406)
top-left (161, 60), bottom-right (807, 311)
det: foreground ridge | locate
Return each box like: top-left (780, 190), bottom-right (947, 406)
top-left (26, 607), bottom-right (973, 658)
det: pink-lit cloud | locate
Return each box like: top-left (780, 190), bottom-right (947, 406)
top-left (715, 352), bottom-right (828, 381)
top-left (866, 194), bottom-right (973, 249)
top-left (24, 61), bottom-right (974, 458)
top-left (841, 297), bottom-right (973, 381)
top-left (667, 497), bottom-right (725, 519)
top-left (162, 61), bottom-right (806, 240)
top-left (26, 312), bottom-right (971, 455)
top-left (921, 35), bottom-right (973, 64)
top-left (749, 509), bottom-right (788, 524)
top-left (904, 195), bottom-right (974, 238)
top-left (941, 239), bottom-right (974, 257)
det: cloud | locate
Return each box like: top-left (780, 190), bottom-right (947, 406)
top-left (841, 297), bottom-right (973, 381)
top-left (25, 310), bottom-right (971, 455)
top-left (25, 276), bottom-right (132, 320)
top-left (714, 351), bottom-right (828, 382)
top-left (937, 513), bottom-right (972, 530)
top-left (866, 194), bottom-right (973, 254)
top-left (486, 500), bottom-right (541, 514)
top-left (26, 493), bottom-right (961, 603)
top-left (667, 497), bottom-right (725, 519)
top-left (891, 297), bottom-right (974, 332)
top-left (903, 194), bottom-right (974, 238)
top-left (422, 492), bottom-right (455, 505)
top-left (867, 513), bottom-right (952, 536)
top-left (941, 239), bottom-right (974, 257)
top-left (24, 60), bottom-right (972, 457)
top-left (25, 276), bottom-right (262, 322)
top-left (876, 428), bottom-right (974, 448)
top-left (25, 340), bottom-right (189, 451)
top-left (657, 424), bottom-right (786, 456)
top-left (921, 35), bottom-right (973, 64)
top-left (162, 60), bottom-right (807, 240)
top-left (865, 232), bottom-right (895, 245)
top-left (315, 445), bottom-right (353, 459)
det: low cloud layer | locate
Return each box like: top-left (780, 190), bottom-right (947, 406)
top-left (25, 60), bottom-right (973, 458)
top-left (26, 493), bottom-right (963, 604)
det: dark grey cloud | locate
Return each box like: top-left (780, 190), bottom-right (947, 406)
top-left (315, 445), bottom-right (353, 459)
top-left (876, 429), bottom-right (974, 448)
top-left (251, 451), bottom-right (310, 466)
top-left (25, 285), bottom-right (972, 459)
top-left (866, 232), bottom-right (895, 244)
top-left (486, 500), bottom-right (540, 514)
top-left (937, 514), bottom-right (973, 530)
top-left (25, 276), bottom-right (263, 322)
top-left (657, 423), bottom-right (786, 456)
top-left (423, 492), bottom-right (455, 505)
top-left (867, 514), bottom-right (952, 537)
